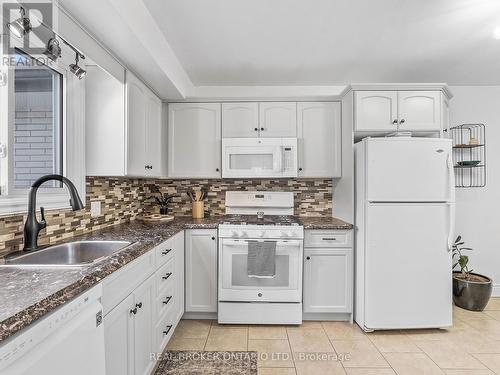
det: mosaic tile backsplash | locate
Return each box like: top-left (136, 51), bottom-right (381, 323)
top-left (0, 177), bottom-right (332, 258)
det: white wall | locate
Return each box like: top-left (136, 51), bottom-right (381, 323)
top-left (449, 86), bottom-right (500, 296)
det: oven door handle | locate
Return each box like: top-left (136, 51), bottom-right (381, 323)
top-left (223, 239), bottom-right (302, 247)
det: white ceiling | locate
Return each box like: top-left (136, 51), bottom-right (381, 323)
top-left (143, 0), bottom-right (500, 86)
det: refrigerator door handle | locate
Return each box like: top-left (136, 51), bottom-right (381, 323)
top-left (447, 202), bottom-right (456, 252)
top-left (446, 151), bottom-right (455, 252)
top-left (447, 152), bottom-right (455, 201)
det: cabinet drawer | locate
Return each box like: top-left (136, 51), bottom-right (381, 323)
top-left (156, 280), bottom-right (175, 320)
top-left (156, 257), bottom-right (175, 297)
top-left (102, 251), bottom-right (155, 315)
top-left (155, 304), bottom-right (177, 352)
top-left (155, 236), bottom-right (175, 267)
top-left (304, 230), bottom-right (352, 248)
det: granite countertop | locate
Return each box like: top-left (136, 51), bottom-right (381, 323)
top-left (297, 216), bottom-right (354, 230)
top-left (0, 214), bottom-right (351, 343)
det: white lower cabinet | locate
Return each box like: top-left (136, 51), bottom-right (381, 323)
top-left (104, 231), bottom-right (185, 375)
top-left (303, 230), bottom-right (353, 317)
top-left (132, 276), bottom-right (156, 375)
top-left (185, 229), bottom-right (218, 313)
top-left (303, 249), bottom-right (352, 313)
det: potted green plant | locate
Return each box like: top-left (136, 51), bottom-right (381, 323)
top-left (452, 235), bottom-right (492, 311)
top-left (150, 186), bottom-right (178, 215)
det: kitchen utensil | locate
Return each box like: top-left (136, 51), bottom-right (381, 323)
top-left (201, 187), bottom-right (208, 200)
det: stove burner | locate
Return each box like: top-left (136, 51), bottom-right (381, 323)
top-left (222, 215), bottom-right (300, 226)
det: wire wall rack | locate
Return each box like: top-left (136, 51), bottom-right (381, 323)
top-left (447, 124), bottom-right (486, 188)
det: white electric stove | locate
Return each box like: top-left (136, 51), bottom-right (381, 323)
top-left (218, 191), bottom-right (304, 325)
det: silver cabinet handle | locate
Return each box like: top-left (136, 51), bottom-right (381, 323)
top-left (399, 119), bottom-right (405, 124)
top-left (322, 238), bottom-right (337, 241)
top-left (392, 119), bottom-right (398, 124)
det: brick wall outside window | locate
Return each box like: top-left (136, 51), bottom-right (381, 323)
top-left (13, 91), bottom-right (60, 188)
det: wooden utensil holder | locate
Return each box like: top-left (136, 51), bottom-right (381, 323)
top-left (192, 201), bottom-right (204, 219)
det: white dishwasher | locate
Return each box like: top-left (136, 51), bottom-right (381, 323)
top-left (0, 284), bottom-right (105, 375)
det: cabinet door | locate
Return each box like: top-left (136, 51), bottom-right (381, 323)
top-left (85, 66), bottom-right (126, 176)
top-left (297, 102), bottom-right (341, 177)
top-left (259, 102), bottom-right (297, 137)
top-left (303, 248), bottom-right (352, 313)
top-left (354, 91), bottom-right (398, 131)
top-left (222, 102), bottom-right (259, 138)
top-left (145, 93), bottom-right (163, 177)
top-left (398, 91), bottom-right (442, 131)
top-left (104, 294), bottom-right (134, 375)
top-left (185, 229), bottom-right (218, 312)
top-left (168, 103), bottom-right (222, 178)
top-left (133, 275), bottom-right (156, 375)
top-left (126, 72), bottom-right (147, 176)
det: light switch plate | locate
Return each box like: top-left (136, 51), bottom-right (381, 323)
top-left (90, 201), bottom-right (101, 217)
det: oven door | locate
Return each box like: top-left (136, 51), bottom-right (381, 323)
top-left (222, 138), bottom-right (283, 178)
top-left (218, 238), bottom-right (303, 302)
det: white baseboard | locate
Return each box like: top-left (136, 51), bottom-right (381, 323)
top-left (182, 312), bottom-right (217, 320)
top-left (492, 284), bottom-right (500, 297)
top-left (303, 312), bottom-right (352, 322)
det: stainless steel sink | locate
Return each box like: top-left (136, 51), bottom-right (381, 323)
top-left (4, 240), bottom-right (132, 267)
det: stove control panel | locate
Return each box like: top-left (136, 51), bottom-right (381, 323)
top-left (220, 225), bottom-right (304, 240)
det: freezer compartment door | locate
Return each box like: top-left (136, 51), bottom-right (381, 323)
top-left (365, 138), bottom-right (453, 202)
top-left (364, 203), bottom-right (452, 330)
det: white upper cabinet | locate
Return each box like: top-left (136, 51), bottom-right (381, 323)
top-left (398, 91), bottom-right (442, 131)
top-left (355, 91), bottom-right (398, 131)
top-left (355, 90), bottom-right (443, 133)
top-left (259, 102), bottom-right (297, 137)
top-left (222, 102), bottom-right (297, 138)
top-left (145, 96), bottom-right (163, 177)
top-left (126, 75), bottom-right (148, 176)
top-left (168, 103), bottom-right (222, 178)
top-left (222, 103), bottom-right (259, 138)
top-left (85, 68), bottom-right (164, 178)
top-left (297, 102), bottom-right (341, 178)
top-left (126, 72), bottom-right (164, 177)
top-left (85, 66), bottom-right (126, 176)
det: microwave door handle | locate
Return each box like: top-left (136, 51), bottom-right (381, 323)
top-left (275, 147), bottom-right (283, 172)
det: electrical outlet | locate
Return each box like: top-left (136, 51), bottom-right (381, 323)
top-left (90, 201), bottom-right (101, 217)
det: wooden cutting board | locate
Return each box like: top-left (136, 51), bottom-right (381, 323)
top-left (137, 213), bottom-right (175, 223)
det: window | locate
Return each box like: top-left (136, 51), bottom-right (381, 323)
top-left (13, 50), bottom-right (63, 189)
top-left (0, 46), bottom-right (86, 214)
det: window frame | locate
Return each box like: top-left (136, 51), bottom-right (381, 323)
top-left (0, 46), bottom-right (86, 215)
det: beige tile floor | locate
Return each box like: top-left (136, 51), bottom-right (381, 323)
top-left (166, 299), bottom-right (500, 374)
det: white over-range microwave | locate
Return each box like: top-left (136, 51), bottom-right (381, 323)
top-left (222, 138), bottom-right (298, 178)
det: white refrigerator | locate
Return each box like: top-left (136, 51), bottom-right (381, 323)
top-left (354, 137), bottom-right (454, 331)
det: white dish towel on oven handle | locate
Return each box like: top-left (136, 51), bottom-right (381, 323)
top-left (247, 241), bottom-right (276, 278)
